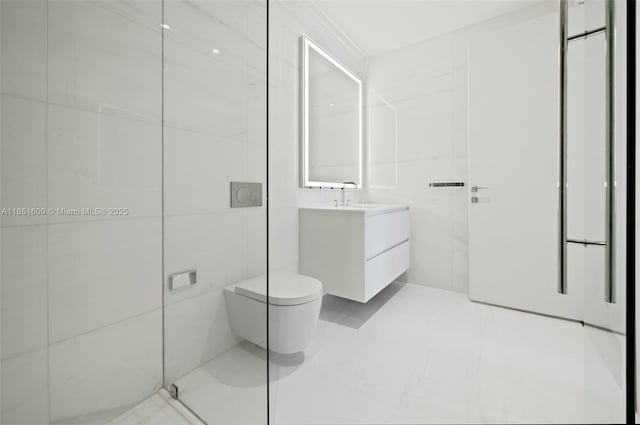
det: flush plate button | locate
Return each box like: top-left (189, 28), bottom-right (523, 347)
top-left (230, 182), bottom-right (262, 208)
top-left (236, 188), bottom-right (250, 203)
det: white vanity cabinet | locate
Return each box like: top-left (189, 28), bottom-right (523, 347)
top-left (299, 205), bottom-right (410, 303)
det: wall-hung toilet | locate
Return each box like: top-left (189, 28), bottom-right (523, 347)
top-left (224, 272), bottom-right (323, 354)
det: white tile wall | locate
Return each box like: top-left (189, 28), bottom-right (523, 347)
top-left (49, 310), bottom-right (163, 425)
top-left (366, 30), bottom-right (469, 292)
top-left (1, 4), bottom-right (50, 425)
top-left (163, 0), bottom-right (249, 47)
top-left (47, 105), bottom-right (162, 222)
top-left (163, 37), bottom-right (248, 140)
top-left (1, 225), bottom-right (48, 359)
top-left (268, 207), bottom-right (299, 271)
top-left (0, 347), bottom-right (50, 425)
top-left (268, 64), bottom-right (298, 154)
top-left (164, 289), bottom-right (241, 384)
top-left (48, 218), bottom-right (162, 343)
top-left (247, 208), bottom-right (267, 277)
top-left (0, 0), bottom-right (47, 101)
top-left (248, 74), bottom-right (267, 147)
top-left (269, 147), bottom-right (299, 209)
top-left (0, 95), bottom-right (47, 227)
top-left (164, 212), bottom-right (248, 306)
top-left (163, 127), bottom-right (248, 216)
top-left (47, 0), bottom-right (162, 122)
top-left (1, 1), bottom-right (164, 424)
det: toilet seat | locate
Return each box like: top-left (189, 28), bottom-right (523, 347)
top-left (234, 272), bottom-right (323, 306)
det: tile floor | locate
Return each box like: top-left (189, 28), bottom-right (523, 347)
top-left (107, 389), bottom-right (203, 425)
top-left (172, 282), bottom-right (626, 424)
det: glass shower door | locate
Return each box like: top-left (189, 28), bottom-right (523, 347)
top-left (161, 1), bottom-right (267, 424)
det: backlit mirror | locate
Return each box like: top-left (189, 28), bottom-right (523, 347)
top-left (301, 35), bottom-right (362, 188)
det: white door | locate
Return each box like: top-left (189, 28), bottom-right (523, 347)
top-left (468, 6), bottom-right (582, 320)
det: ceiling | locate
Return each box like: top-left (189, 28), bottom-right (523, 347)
top-left (312, 0), bottom-right (539, 57)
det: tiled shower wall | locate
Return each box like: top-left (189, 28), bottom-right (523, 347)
top-left (1, 1), bottom-right (163, 424)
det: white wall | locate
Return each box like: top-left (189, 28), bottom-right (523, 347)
top-left (268, 0), bottom-right (364, 275)
top-left (0, 1), bottom-right (163, 424)
top-left (365, 26), bottom-right (469, 292)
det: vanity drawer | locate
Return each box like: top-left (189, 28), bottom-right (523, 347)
top-left (364, 240), bottom-right (410, 302)
top-left (365, 210), bottom-right (410, 259)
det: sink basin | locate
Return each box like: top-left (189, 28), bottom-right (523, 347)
top-left (344, 204), bottom-right (377, 209)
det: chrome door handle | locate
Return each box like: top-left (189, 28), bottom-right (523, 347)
top-left (471, 186), bottom-right (488, 192)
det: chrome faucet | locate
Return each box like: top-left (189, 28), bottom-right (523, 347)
top-left (340, 181), bottom-right (357, 206)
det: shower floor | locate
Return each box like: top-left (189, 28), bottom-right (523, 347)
top-left (107, 389), bottom-right (203, 425)
top-left (174, 282), bottom-right (625, 424)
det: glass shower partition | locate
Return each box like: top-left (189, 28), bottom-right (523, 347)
top-left (565, 0), bottom-right (628, 422)
top-left (161, 1), bottom-right (268, 424)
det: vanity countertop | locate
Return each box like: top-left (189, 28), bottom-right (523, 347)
top-left (299, 204), bottom-right (409, 216)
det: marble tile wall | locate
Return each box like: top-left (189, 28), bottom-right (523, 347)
top-left (365, 31), bottom-right (469, 293)
top-left (0, 1), bottom-right (164, 423)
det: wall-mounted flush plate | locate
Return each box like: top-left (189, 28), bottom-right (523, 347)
top-left (230, 182), bottom-right (262, 208)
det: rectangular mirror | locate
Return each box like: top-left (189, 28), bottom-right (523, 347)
top-left (301, 35), bottom-right (363, 188)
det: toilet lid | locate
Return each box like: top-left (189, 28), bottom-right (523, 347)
top-left (234, 272), bottom-right (323, 306)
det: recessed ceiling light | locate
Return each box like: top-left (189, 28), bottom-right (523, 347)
top-left (329, 103), bottom-right (334, 107)
top-left (161, 23), bottom-right (171, 30)
top-left (212, 48), bottom-right (220, 54)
